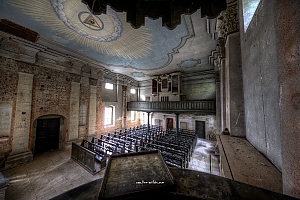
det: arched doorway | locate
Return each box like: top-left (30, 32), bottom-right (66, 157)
top-left (33, 115), bottom-right (65, 154)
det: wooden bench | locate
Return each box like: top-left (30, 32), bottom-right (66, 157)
top-left (81, 140), bottom-right (107, 168)
top-left (142, 142), bottom-right (188, 168)
top-left (71, 142), bottom-right (104, 175)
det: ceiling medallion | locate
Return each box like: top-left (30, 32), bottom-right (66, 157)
top-left (81, 0), bottom-right (227, 30)
top-left (7, 0), bottom-right (153, 59)
top-left (50, 0), bottom-right (123, 42)
top-left (79, 11), bottom-right (104, 30)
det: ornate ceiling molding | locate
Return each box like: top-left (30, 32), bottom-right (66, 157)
top-left (178, 59), bottom-right (201, 69)
top-left (81, 0), bottom-right (227, 30)
top-left (7, 0), bottom-right (153, 60)
top-left (208, 0), bottom-right (239, 77)
top-left (216, 1), bottom-right (239, 39)
top-left (103, 14), bottom-right (195, 72)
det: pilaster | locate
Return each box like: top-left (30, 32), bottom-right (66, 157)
top-left (6, 72), bottom-right (34, 168)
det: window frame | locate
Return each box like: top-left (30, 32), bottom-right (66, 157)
top-left (130, 88), bottom-right (136, 94)
top-left (104, 106), bottom-right (114, 126)
top-left (105, 83), bottom-right (114, 90)
top-left (131, 111), bottom-right (137, 122)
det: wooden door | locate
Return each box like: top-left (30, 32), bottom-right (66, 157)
top-left (166, 118), bottom-right (173, 130)
top-left (35, 118), bottom-right (60, 154)
top-left (195, 121), bottom-right (205, 139)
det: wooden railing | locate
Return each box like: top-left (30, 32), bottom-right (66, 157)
top-left (71, 143), bottom-right (102, 175)
top-left (127, 101), bottom-right (216, 114)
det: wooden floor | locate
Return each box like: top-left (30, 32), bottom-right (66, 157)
top-left (1, 138), bottom-right (219, 200)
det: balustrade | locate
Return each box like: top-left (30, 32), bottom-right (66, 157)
top-left (127, 101), bottom-right (216, 114)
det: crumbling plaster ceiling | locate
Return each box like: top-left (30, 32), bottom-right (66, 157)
top-left (0, 0), bottom-right (218, 81)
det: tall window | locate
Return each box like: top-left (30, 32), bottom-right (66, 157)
top-left (105, 83), bottom-right (114, 90)
top-left (130, 88), bottom-right (136, 94)
top-left (242, 0), bottom-right (261, 32)
top-left (131, 111), bottom-right (137, 122)
top-left (105, 106), bottom-right (114, 125)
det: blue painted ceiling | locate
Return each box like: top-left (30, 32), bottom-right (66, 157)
top-left (0, 0), bottom-right (217, 81)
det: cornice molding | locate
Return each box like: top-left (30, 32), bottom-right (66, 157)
top-left (0, 30), bottom-right (138, 86)
top-left (207, 0), bottom-right (239, 78)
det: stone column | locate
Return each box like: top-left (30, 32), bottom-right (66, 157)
top-left (215, 70), bottom-right (221, 134)
top-left (215, 81), bottom-right (221, 134)
top-left (220, 58), bottom-right (226, 132)
top-left (122, 85), bottom-right (127, 129)
top-left (225, 32), bottom-right (245, 137)
top-left (69, 82), bottom-right (80, 140)
top-left (147, 112), bottom-right (150, 133)
top-left (6, 72), bottom-right (34, 168)
top-left (175, 113), bottom-right (179, 134)
top-left (88, 85), bottom-right (97, 136)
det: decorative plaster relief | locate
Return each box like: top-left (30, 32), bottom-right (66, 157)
top-left (50, 1), bottom-right (123, 42)
top-left (216, 1), bottom-right (239, 38)
top-left (178, 59), bottom-right (201, 68)
top-left (7, 0), bottom-right (152, 59)
top-left (132, 72), bottom-right (145, 77)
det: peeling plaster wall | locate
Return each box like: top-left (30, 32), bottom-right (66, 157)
top-left (139, 87), bottom-right (152, 101)
top-left (0, 58), bottom-right (18, 155)
top-left (182, 82), bottom-right (216, 100)
top-left (139, 81), bottom-right (216, 102)
top-left (0, 56), bottom-right (129, 156)
top-left (102, 83), bottom-right (117, 102)
top-left (151, 112), bottom-right (217, 139)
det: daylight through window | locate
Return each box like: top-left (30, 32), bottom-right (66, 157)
top-left (105, 106), bottom-right (114, 125)
top-left (105, 83), bottom-right (114, 90)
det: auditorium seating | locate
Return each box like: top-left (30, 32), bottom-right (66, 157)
top-left (89, 125), bottom-right (197, 169)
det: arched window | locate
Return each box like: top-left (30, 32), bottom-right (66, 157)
top-left (105, 83), bottom-right (114, 90)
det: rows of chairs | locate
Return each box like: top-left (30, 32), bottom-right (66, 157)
top-left (79, 125), bottom-right (197, 169)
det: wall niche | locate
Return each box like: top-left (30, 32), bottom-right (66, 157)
top-left (0, 103), bottom-right (12, 137)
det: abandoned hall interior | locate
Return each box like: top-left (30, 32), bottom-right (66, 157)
top-left (0, 0), bottom-right (299, 199)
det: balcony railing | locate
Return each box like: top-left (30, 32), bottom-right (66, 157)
top-left (127, 101), bottom-right (216, 115)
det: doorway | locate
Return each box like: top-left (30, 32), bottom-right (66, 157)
top-left (166, 118), bottom-right (173, 130)
top-left (35, 118), bottom-right (60, 154)
top-left (195, 121), bottom-right (205, 139)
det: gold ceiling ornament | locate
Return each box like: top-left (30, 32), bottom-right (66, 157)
top-left (7, 0), bottom-right (153, 59)
top-left (83, 15), bottom-right (101, 28)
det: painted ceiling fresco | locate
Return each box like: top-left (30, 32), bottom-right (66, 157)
top-left (0, 0), bottom-right (217, 80)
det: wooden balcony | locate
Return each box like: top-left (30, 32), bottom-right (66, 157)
top-left (127, 101), bottom-right (216, 115)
